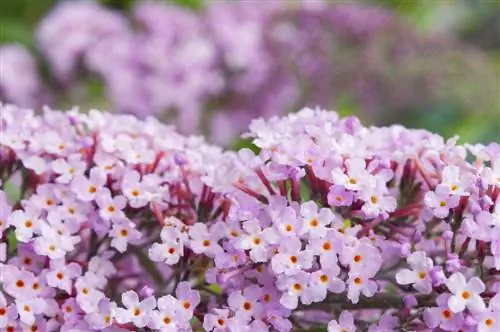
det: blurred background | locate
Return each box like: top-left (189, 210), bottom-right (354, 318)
top-left (1, 0), bottom-right (499, 147)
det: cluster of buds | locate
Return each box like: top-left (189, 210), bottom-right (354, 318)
top-left (1, 104), bottom-right (499, 331)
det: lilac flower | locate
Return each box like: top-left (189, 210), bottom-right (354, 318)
top-left (95, 190), bottom-right (127, 221)
top-left (75, 276), bottom-right (105, 313)
top-left (0, 293), bottom-right (17, 328)
top-left (446, 272), bottom-right (486, 313)
top-left (228, 285), bottom-right (264, 321)
top-left (327, 185), bottom-right (354, 207)
top-left (203, 308), bottom-right (231, 331)
top-left (237, 219), bottom-right (273, 262)
top-left (188, 223), bottom-right (223, 257)
top-left (332, 158), bottom-right (372, 191)
top-left (148, 227), bottom-right (184, 265)
top-left (121, 170), bottom-right (150, 208)
top-left (441, 165), bottom-right (473, 196)
top-left (423, 293), bottom-right (465, 331)
top-left (303, 268), bottom-right (345, 304)
top-left (271, 237), bottom-right (313, 275)
top-left (85, 298), bottom-right (116, 329)
top-left (109, 219), bottom-right (142, 253)
top-left (346, 271), bottom-right (378, 304)
top-left (424, 185), bottom-right (460, 219)
top-left (299, 201), bottom-right (335, 238)
top-left (340, 241), bottom-right (382, 275)
top-left (8, 208), bottom-right (41, 243)
top-left (46, 259), bottom-right (82, 294)
top-left (475, 294), bottom-right (500, 332)
top-left (52, 155), bottom-right (86, 184)
top-left (34, 223), bottom-right (76, 259)
top-left (327, 311), bottom-right (356, 332)
top-left (276, 271), bottom-right (310, 310)
top-left (368, 313), bottom-right (399, 332)
top-left (149, 295), bottom-right (180, 331)
top-left (396, 251), bottom-right (434, 294)
top-left (175, 282), bottom-right (200, 322)
top-left (114, 290), bottom-right (156, 327)
top-left (16, 298), bottom-right (46, 325)
top-left (71, 168), bottom-right (106, 202)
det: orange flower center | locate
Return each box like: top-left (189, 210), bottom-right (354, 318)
top-left (243, 302), bottom-right (252, 311)
top-left (442, 309), bottom-right (452, 319)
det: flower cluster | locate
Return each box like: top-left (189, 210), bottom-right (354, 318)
top-left (0, 45), bottom-right (50, 109)
top-left (1, 103), bottom-right (499, 331)
top-left (2, 1), bottom-right (497, 144)
top-left (0, 103), bottom-right (227, 331)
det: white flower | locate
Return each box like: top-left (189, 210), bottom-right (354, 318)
top-left (396, 251), bottom-right (434, 294)
top-left (446, 272), bottom-right (486, 313)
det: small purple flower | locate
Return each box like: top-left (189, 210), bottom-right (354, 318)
top-left (327, 184), bottom-right (354, 207)
top-left (446, 272), bottom-right (486, 313)
top-left (423, 293), bottom-right (465, 331)
top-left (114, 290), bottom-right (156, 327)
top-left (424, 185), bottom-right (460, 219)
top-left (327, 310), bottom-right (356, 332)
top-left (396, 251), bottom-right (434, 294)
top-left (175, 282), bottom-right (200, 321)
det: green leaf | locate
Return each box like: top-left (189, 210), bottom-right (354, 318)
top-left (7, 230), bottom-right (18, 254)
top-left (3, 180), bottom-right (21, 204)
top-left (232, 138), bottom-right (260, 154)
top-left (300, 180), bottom-right (311, 202)
top-left (205, 283), bottom-right (221, 295)
top-left (173, 0), bottom-right (204, 10)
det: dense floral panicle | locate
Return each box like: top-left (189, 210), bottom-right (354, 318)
top-left (202, 107), bottom-right (499, 330)
top-left (1, 104), bottom-right (499, 330)
top-left (0, 103), bottom-right (226, 330)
